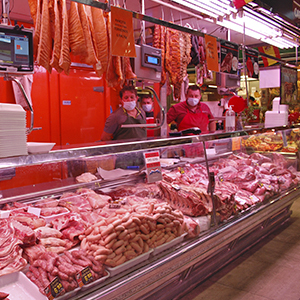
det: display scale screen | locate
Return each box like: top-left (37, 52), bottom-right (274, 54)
top-left (0, 25), bottom-right (34, 74)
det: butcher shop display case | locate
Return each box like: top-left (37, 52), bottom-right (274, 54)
top-left (0, 126), bottom-right (299, 300)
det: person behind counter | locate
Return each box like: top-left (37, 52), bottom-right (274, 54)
top-left (167, 85), bottom-right (216, 133)
top-left (140, 94), bottom-right (154, 117)
top-left (101, 86), bottom-right (147, 141)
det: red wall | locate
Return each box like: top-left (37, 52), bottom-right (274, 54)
top-left (0, 65), bottom-right (111, 147)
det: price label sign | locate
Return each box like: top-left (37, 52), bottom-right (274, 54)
top-left (44, 277), bottom-right (65, 300)
top-left (76, 267), bottom-right (93, 287)
top-left (232, 137), bottom-right (241, 151)
top-left (144, 151), bottom-right (162, 183)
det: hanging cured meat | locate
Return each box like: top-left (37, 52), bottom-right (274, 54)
top-left (153, 24), bottom-right (167, 86)
top-left (90, 7), bottom-right (109, 77)
top-left (124, 57), bottom-right (136, 80)
top-left (165, 28), bottom-right (181, 88)
top-left (165, 28), bottom-right (191, 101)
top-left (36, 0), bottom-right (52, 73)
top-left (49, 0), bottom-right (63, 73)
top-left (28, 0), bottom-right (41, 58)
top-left (77, 4), bottom-right (99, 67)
top-left (58, 0), bottom-right (71, 75)
top-left (68, 1), bottom-right (88, 58)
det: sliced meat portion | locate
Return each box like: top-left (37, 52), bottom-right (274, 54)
top-left (58, 192), bottom-right (92, 212)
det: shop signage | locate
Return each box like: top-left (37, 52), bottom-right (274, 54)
top-left (220, 40), bottom-right (239, 75)
top-left (144, 151), bottom-right (162, 183)
top-left (245, 48), bottom-right (259, 79)
top-left (204, 35), bottom-right (219, 72)
top-left (280, 65), bottom-right (298, 105)
top-left (110, 6), bottom-right (136, 57)
top-left (44, 277), bottom-right (65, 300)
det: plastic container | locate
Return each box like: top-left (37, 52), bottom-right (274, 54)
top-left (225, 105), bottom-right (235, 132)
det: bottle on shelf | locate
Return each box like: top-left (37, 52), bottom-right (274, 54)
top-left (225, 105), bottom-right (235, 132)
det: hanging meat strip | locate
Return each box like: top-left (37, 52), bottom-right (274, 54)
top-left (160, 26), bottom-right (167, 86)
top-left (68, 2), bottom-right (88, 58)
top-left (50, 0), bottom-right (63, 73)
top-left (173, 31), bottom-right (191, 100)
top-left (165, 28), bottom-right (181, 100)
top-left (152, 24), bottom-right (167, 86)
top-left (124, 57), bottom-right (136, 80)
top-left (90, 7), bottom-right (109, 77)
top-left (153, 24), bottom-right (161, 48)
top-left (36, 0), bottom-right (52, 73)
top-left (77, 4), bottom-right (99, 66)
top-left (48, 0), bottom-right (55, 40)
top-left (28, 0), bottom-right (41, 58)
top-left (58, 0), bottom-right (71, 75)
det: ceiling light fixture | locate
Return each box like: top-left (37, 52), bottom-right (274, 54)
top-left (171, 0), bottom-right (299, 49)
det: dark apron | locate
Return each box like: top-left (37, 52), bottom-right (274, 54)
top-left (113, 109), bottom-right (146, 140)
top-left (178, 106), bottom-right (209, 133)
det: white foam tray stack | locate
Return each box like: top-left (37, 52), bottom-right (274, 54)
top-left (0, 103), bottom-right (28, 158)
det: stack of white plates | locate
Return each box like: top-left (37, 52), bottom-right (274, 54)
top-left (0, 103), bottom-right (28, 158)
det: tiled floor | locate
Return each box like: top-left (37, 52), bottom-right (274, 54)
top-left (181, 196), bottom-right (300, 300)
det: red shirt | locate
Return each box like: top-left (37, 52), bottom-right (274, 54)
top-left (167, 101), bottom-right (214, 127)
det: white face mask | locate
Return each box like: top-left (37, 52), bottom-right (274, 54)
top-left (142, 104), bottom-right (152, 112)
top-left (123, 101), bottom-right (136, 111)
top-left (187, 97), bottom-right (200, 106)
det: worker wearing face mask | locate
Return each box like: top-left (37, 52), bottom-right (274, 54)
top-left (140, 94), bottom-right (154, 118)
top-left (167, 85), bottom-right (216, 133)
top-left (101, 85), bottom-right (146, 141)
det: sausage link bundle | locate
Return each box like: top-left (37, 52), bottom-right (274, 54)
top-left (80, 202), bottom-right (188, 267)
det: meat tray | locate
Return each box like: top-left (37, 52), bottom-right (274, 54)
top-left (151, 233), bottom-right (187, 256)
top-left (0, 271), bottom-right (46, 300)
top-left (80, 270), bottom-right (110, 291)
top-left (106, 249), bottom-right (153, 277)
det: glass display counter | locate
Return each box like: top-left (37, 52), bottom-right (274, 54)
top-left (0, 126), bottom-right (299, 300)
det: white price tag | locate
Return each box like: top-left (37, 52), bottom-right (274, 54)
top-left (0, 210), bottom-right (10, 219)
top-left (28, 206), bottom-right (41, 217)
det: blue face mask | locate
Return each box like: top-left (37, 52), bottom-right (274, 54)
top-left (187, 97), bottom-right (200, 106)
top-left (123, 101), bottom-right (136, 111)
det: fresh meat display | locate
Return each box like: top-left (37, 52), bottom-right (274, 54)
top-left (25, 249), bottom-right (106, 295)
top-left (77, 188), bottom-right (111, 209)
top-left (76, 172), bottom-right (98, 183)
top-left (158, 181), bottom-right (213, 217)
top-left (9, 211), bottom-right (46, 229)
top-left (79, 200), bottom-right (190, 267)
top-left (159, 152), bottom-right (300, 220)
top-left (0, 219), bottom-right (27, 276)
top-left (11, 219), bottom-right (36, 246)
top-left (58, 192), bottom-right (92, 212)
